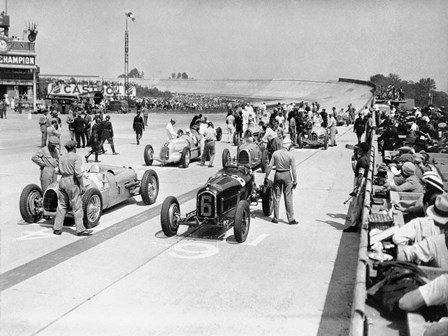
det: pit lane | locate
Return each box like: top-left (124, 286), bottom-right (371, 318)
top-left (1, 110), bottom-right (361, 336)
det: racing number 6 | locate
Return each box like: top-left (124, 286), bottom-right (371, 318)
top-left (200, 194), bottom-right (213, 217)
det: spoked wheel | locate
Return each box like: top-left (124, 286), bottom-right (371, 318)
top-left (141, 169), bottom-right (159, 205)
top-left (161, 196), bottom-right (180, 237)
top-left (144, 144), bottom-right (154, 166)
top-left (19, 184), bottom-right (43, 223)
top-left (82, 188), bottom-right (102, 228)
top-left (222, 148), bottom-right (231, 168)
top-left (234, 200), bottom-right (250, 243)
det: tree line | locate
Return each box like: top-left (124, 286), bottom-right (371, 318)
top-left (370, 73), bottom-right (448, 108)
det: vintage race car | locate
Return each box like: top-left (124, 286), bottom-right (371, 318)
top-left (144, 128), bottom-right (222, 168)
top-left (160, 164), bottom-right (273, 243)
top-left (233, 122), bottom-right (263, 145)
top-left (302, 124), bottom-right (328, 149)
top-left (222, 137), bottom-right (269, 173)
top-left (19, 164), bottom-right (159, 228)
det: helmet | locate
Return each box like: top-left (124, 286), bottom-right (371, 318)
top-left (90, 164), bottom-right (100, 173)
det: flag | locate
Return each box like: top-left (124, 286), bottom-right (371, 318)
top-left (125, 11), bottom-right (136, 22)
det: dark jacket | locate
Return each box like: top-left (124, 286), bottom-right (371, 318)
top-left (73, 116), bottom-right (86, 133)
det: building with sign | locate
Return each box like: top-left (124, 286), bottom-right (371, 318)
top-left (0, 12), bottom-right (37, 107)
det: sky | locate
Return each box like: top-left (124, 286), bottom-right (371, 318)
top-left (4, 0), bottom-right (448, 91)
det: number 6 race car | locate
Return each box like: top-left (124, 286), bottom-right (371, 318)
top-left (160, 162), bottom-right (273, 243)
top-left (19, 164), bottom-right (159, 228)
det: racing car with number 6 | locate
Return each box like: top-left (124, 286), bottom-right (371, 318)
top-left (160, 162), bottom-right (274, 243)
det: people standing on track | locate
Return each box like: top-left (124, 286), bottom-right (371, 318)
top-left (66, 109), bottom-right (76, 141)
top-left (73, 112), bottom-right (86, 148)
top-left (344, 142), bottom-right (370, 232)
top-left (142, 102), bottom-right (149, 127)
top-left (83, 111), bottom-right (92, 145)
top-left (38, 110), bottom-right (49, 147)
top-left (31, 136), bottom-right (60, 192)
top-left (85, 117), bottom-right (102, 163)
top-left (354, 112), bottom-right (366, 144)
top-left (327, 111), bottom-right (337, 146)
top-left (100, 115), bottom-right (118, 155)
top-left (264, 143), bottom-right (298, 225)
top-left (200, 121), bottom-right (217, 167)
top-left (234, 110), bottom-right (244, 144)
top-left (289, 110), bottom-right (297, 146)
top-left (226, 110), bottom-right (235, 143)
top-left (133, 110), bottom-right (145, 145)
top-left (166, 119), bottom-right (178, 141)
top-left (46, 119), bottom-right (61, 145)
top-left (53, 140), bottom-right (92, 236)
top-left (0, 97), bottom-right (7, 119)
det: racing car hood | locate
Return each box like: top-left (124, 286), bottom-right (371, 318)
top-left (201, 167), bottom-right (253, 194)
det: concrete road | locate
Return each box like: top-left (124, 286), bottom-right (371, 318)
top-left (0, 109), bottom-right (362, 336)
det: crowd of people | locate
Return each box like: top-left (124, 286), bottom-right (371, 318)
top-left (145, 93), bottom-right (244, 111)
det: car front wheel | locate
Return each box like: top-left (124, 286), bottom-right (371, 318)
top-left (144, 144), bottom-right (154, 166)
top-left (234, 200), bottom-right (250, 243)
top-left (222, 148), bottom-right (231, 168)
top-left (141, 169), bottom-right (159, 205)
top-left (181, 147), bottom-right (191, 168)
top-left (262, 183), bottom-right (274, 216)
top-left (19, 184), bottom-right (43, 223)
top-left (82, 188), bottom-right (102, 228)
top-left (161, 196), bottom-right (180, 237)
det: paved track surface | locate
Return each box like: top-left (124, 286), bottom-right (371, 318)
top-left (0, 82), bottom-right (371, 336)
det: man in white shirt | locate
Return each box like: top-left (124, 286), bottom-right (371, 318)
top-left (166, 119), bottom-right (177, 141)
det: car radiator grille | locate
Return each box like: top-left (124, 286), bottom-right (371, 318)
top-left (43, 189), bottom-right (58, 212)
top-left (238, 150), bottom-right (250, 165)
top-left (310, 133), bottom-right (318, 141)
top-left (197, 191), bottom-right (216, 218)
top-left (161, 147), bottom-right (169, 160)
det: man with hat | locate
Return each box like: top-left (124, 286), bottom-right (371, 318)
top-left (99, 115), bottom-right (118, 155)
top-left (393, 193), bottom-right (448, 245)
top-left (31, 136), bottom-right (60, 191)
top-left (53, 140), bottom-right (92, 236)
top-left (38, 110), bottom-right (49, 147)
top-left (200, 121), bottom-right (217, 167)
top-left (384, 162), bottom-right (424, 193)
top-left (166, 119), bottom-right (177, 141)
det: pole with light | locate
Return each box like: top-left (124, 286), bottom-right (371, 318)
top-left (124, 10), bottom-right (135, 106)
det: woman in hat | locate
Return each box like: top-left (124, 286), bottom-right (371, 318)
top-left (393, 193), bottom-right (448, 246)
top-left (385, 162), bottom-right (424, 193)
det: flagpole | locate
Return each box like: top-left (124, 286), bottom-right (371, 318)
top-left (124, 15), bottom-right (128, 105)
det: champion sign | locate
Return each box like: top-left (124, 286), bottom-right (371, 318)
top-left (0, 55), bottom-right (36, 65)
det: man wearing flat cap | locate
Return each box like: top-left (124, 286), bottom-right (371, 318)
top-left (52, 140), bottom-right (92, 236)
top-left (31, 136), bottom-right (60, 191)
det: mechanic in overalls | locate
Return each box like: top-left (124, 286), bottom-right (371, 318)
top-left (31, 136), bottom-right (60, 191)
top-left (264, 142), bottom-right (298, 225)
top-left (53, 140), bottom-right (92, 236)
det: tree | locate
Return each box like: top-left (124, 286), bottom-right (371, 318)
top-left (181, 72), bottom-right (189, 79)
top-left (118, 68), bottom-right (144, 78)
top-left (171, 73), bottom-right (176, 79)
top-left (177, 72), bottom-right (182, 79)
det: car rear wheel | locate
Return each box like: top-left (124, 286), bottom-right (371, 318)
top-left (141, 169), bottom-right (159, 205)
top-left (82, 188), bottom-right (102, 228)
top-left (261, 149), bottom-right (269, 173)
top-left (233, 132), bottom-right (239, 146)
top-left (262, 183), bottom-right (274, 216)
top-left (181, 147), bottom-right (191, 168)
top-left (324, 132), bottom-right (328, 150)
top-left (144, 144), bottom-right (154, 166)
top-left (234, 200), bottom-right (250, 243)
top-left (19, 184), bottom-right (43, 223)
top-left (161, 196), bottom-right (180, 237)
top-left (216, 127), bottom-right (222, 141)
top-left (222, 148), bottom-right (231, 168)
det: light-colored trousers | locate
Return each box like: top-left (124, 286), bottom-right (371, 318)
top-left (273, 171), bottom-right (295, 222)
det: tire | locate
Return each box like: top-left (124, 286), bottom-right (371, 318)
top-left (82, 188), bottom-right (102, 228)
top-left (161, 196), bottom-right (180, 237)
top-left (234, 200), bottom-right (250, 243)
top-left (262, 185), bottom-right (274, 216)
top-left (181, 147), bottom-right (191, 168)
top-left (261, 149), bottom-right (269, 173)
top-left (141, 169), bottom-right (159, 205)
top-left (19, 184), bottom-right (43, 223)
top-left (222, 148), bottom-right (231, 168)
top-left (144, 144), bottom-right (154, 166)
top-left (216, 127), bottom-right (222, 141)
